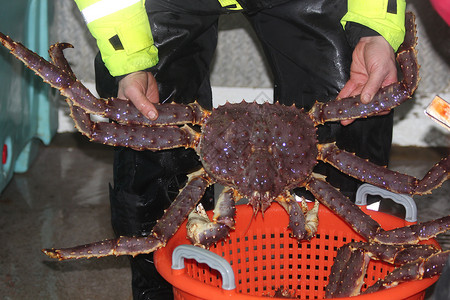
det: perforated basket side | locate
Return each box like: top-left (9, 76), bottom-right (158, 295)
top-left (155, 203), bottom-right (439, 300)
top-left (201, 204), bottom-right (399, 298)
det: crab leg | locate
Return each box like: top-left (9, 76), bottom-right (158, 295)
top-left (373, 215), bottom-right (450, 244)
top-left (65, 106), bottom-right (202, 151)
top-left (42, 235), bottom-right (163, 261)
top-left (325, 244), bottom-right (370, 298)
top-left (0, 32), bottom-right (209, 126)
top-left (90, 123), bottom-right (202, 151)
top-left (305, 176), bottom-right (382, 241)
top-left (354, 243), bottom-right (442, 264)
top-left (68, 103), bottom-right (93, 137)
top-left (43, 169), bottom-right (213, 260)
top-left (310, 12), bottom-right (419, 125)
top-left (362, 250), bottom-right (450, 295)
top-left (327, 217), bottom-right (449, 298)
top-left (276, 193), bottom-right (319, 240)
top-left (326, 242), bottom-right (445, 298)
top-left (104, 101), bottom-right (209, 126)
top-left (0, 32), bottom-right (107, 113)
top-left (187, 187), bottom-right (237, 248)
top-left (46, 43), bottom-right (104, 139)
top-left (318, 143), bottom-right (450, 195)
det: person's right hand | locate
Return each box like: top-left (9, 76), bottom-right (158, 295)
top-left (117, 71), bottom-right (160, 120)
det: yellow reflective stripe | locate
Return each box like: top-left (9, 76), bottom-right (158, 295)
top-left (217, 0), bottom-right (243, 10)
top-left (348, 0), bottom-right (387, 19)
top-left (341, 0), bottom-right (406, 51)
top-left (80, 0), bottom-right (141, 24)
top-left (83, 1), bottom-right (158, 76)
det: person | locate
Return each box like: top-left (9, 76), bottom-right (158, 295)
top-left (73, 0), bottom-right (406, 299)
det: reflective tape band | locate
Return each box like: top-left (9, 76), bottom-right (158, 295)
top-left (81, 0), bottom-right (141, 24)
top-left (217, 0), bottom-right (243, 10)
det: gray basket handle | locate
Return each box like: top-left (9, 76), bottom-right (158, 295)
top-left (172, 244), bottom-right (236, 290)
top-left (355, 183), bottom-right (417, 222)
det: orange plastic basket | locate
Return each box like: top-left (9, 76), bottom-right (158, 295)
top-left (154, 202), bottom-right (440, 300)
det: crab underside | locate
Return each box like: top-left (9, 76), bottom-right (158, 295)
top-left (1, 12), bottom-right (449, 297)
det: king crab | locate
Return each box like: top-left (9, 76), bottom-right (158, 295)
top-left (0, 12), bottom-right (448, 297)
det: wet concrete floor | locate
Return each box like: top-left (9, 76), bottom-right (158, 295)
top-left (0, 133), bottom-right (449, 299)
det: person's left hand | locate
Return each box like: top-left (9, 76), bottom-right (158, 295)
top-left (338, 35), bottom-right (397, 126)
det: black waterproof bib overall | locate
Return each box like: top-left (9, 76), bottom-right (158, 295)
top-left (94, 0), bottom-right (393, 299)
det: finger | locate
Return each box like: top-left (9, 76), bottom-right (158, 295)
top-left (128, 88), bottom-right (159, 120)
top-left (359, 66), bottom-right (397, 104)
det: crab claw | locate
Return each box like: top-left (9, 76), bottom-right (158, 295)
top-left (186, 187), bottom-right (236, 248)
top-left (276, 194), bottom-right (319, 240)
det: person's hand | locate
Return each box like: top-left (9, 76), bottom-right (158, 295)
top-left (338, 35), bottom-right (397, 126)
top-left (118, 71), bottom-right (160, 120)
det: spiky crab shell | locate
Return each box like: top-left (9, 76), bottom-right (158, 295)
top-left (198, 102), bottom-right (318, 209)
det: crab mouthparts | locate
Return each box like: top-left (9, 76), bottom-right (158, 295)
top-left (248, 190), bottom-right (273, 213)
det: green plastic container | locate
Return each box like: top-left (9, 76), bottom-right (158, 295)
top-left (0, 0), bottom-right (57, 193)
